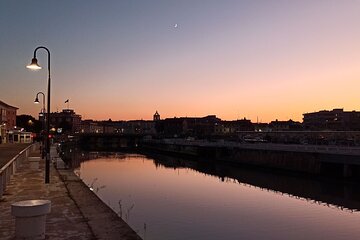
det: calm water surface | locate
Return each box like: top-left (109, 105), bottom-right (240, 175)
top-left (75, 153), bottom-right (360, 240)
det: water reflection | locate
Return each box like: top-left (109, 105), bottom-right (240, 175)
top-left (69, 150), bottom-right (360, 212)
top-left (152, 153), bottom-right (360, 213)
top-left (69, 151), bottom-right (360, 240)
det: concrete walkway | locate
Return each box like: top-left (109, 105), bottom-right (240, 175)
top-left (0, 144), bottom-right (141, 240)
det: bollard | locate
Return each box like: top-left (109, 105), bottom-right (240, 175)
top-left (28, 157), bottom-right (41, 170)
top-left (11, 200), bottom-right (51, 240)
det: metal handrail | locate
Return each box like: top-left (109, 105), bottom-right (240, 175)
top-left (0, 143), bottom-right (38, 198)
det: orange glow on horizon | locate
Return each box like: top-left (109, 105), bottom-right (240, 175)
top-left (6, 1), bottom-right (360, 123)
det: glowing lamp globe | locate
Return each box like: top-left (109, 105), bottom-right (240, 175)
top-left (26, 58), bottom-right (42, 70)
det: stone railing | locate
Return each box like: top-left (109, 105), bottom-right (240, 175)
top-left (0, 143), bottom-right (38, 198)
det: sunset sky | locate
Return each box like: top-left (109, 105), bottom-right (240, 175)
top-left (1, 1), bottom-right (360, 122)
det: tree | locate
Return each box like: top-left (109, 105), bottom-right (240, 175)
top-left (16, 115), bottom-right (42, 133)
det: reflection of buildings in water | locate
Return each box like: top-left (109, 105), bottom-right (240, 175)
top-left (151, 154), bottom-right (360, 212)
top-left (64, 149), bottom-right (139, 169)
top-left (61, 149), bottom-right (91, 169)
top-left (63, 147), bottom-right (360, 212)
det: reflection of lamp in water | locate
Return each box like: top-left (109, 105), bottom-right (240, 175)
top-left (27, 46), bottom-right (51, 184)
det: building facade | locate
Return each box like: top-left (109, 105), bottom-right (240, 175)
top-left (269, 119), bottom-right (302, 131)
top-left (0, 100), bottom-right (18, 143)
top-left (50, 109), bottom-right (82, 134)
top-left (80, 120), bottom-right (104, 133)
top-left (214, 119), bottom-right (254, 135)
top-left (156, 115), bottom-right (221, 137)
top-left (303, 109), bottom-right (360, 131)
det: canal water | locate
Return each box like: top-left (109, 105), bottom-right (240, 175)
top-left (73, 152), bottom-right (360, 240)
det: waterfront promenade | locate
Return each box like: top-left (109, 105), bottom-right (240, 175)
top-left (0, 144), bottom-right (141, 239)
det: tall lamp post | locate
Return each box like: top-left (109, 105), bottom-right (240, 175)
top-left (34, 91), bottom-right (46, 157)
top-left (27, 46), bottom-right (51, 184)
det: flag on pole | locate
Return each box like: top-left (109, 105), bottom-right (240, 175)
top-left (65, 99), bottom-right (69, 103)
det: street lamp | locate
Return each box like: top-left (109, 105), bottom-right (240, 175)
top-left (34, 92), bottom-right (46, 114)
top-left (34, 91), bottom-right (46, 157)
top-left (27, 46), bottom-right (51, 184)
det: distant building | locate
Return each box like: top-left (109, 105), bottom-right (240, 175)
top-left (123, 120), bottom-right (156, 134)
top-left (269, 119), bottom-right (302, 131)
top-left (50, 109), bottom-right (81, 133)
top-left (157, 115), bottom-right (221, 137)
top-left (80, 120), bottom-right (103, 133)
top-left (79, 119), bottom-right (156, 135)
top-left (195, 115), bottom-right (222, 136)
top-left (7, 130), bottom-right (33, 143)
top-left (101, 120), bottom-right (117, 134)
top-left (214, 119), bottom-right (254, 135)
top-left (153, 111), bottom-right (160, 121)
top-left (303, 108), bottom-right (360, 130)
top-left (253, 123), bottom-right (270, 132)
top-left (0, 100), bottom-right (18, 143)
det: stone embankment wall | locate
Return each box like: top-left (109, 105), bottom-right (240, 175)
top-left (142, 141), bottom-right (360, 178)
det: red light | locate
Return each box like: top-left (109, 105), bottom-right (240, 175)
top-left (48, 134), bottom-right (52, 139)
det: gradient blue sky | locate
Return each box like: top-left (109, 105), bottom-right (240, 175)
top-left (1, 1), bottom-right (360, 122)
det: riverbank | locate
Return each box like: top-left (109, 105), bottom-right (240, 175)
top-left (58, 169), bottom-right (143, 239)
top-left (141, 139), bottom-right (360, 178)
top-left (0, 143), bottom-right (141, 239)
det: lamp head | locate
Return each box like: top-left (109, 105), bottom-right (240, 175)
top-left (34, 97), bottom-right (40, 104)
top-left (26, 58), bottom-right (41, 70)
